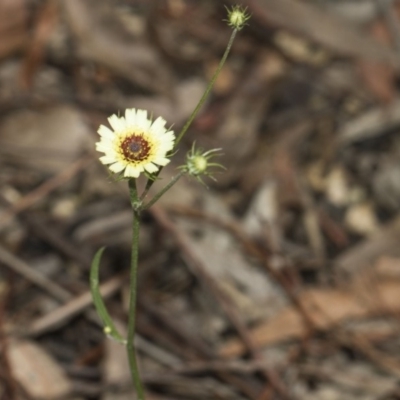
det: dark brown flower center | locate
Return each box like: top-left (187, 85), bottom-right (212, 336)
top-left (130, 142), bottom-right (142, 152)
top-left (121, 135), bottom-right (150, 162)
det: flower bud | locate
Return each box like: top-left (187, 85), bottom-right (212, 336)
top-left (180, 144), bottom-right (225, 184)
top-left (225, 5), bottom-right (251, 31)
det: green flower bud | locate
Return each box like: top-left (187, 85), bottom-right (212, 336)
top-left (225, 5), bottom-right (251, 31)
top-left (180, 143), bottom-right (225, 184)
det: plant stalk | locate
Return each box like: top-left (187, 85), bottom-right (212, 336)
top-left (174, 28), bottom-right (238, 147)
top-left (127, 179), bottom-right (146, 400)
top-left (142, 170), bottom-right (186, 210)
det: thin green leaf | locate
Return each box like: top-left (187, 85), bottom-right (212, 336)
top-left (90, 247), bottom-right (126, 344)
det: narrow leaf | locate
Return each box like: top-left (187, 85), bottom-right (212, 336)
top-left (90, 247), bottom-right (126, 344)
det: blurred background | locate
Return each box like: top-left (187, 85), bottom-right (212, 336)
top-left (2, 0), bottom-right (400, 399)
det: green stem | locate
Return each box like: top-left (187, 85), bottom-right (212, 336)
top-left (142, 171), bottom-right (186, 210)
top-left (174, 28), bottom-right (238, 148)
top-left (140, 29), bottom-right (238, 199)
top-left (127, 179), bottom-right (146, 400)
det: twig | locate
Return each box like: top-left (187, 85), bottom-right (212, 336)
top-left (0, 283), bottom-right (18, 400)
top-left (0, 244), bottom-right (71, 302)
top-left (0, 154), bottom-right (92, 230)
top-left (25, 274), bottom-right (125, 337)
top-left (168, 205), bottom-right (316, 331)
top-left (150, 205), bottom-right (293, 400)
top-left (375, 0), bottom-right (400, 54)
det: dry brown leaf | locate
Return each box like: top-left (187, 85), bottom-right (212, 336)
top-left (344, 202), bottom-right (379, 237)
top-left (19, 0), bottom-right (59, 90)
top-left (156, 176), bottom-right (286, 324)
top-left (357, 59), bottom-right (396, 104)
top-left (356, 17), bottom-right (398, 103)
top-left (335, 215), bottom-right (400, 276)
top-left (338, 99), bottom-right (400, 145)
top-left (7, 339), bottom-right (72, 399)
top-left (219, 280), bottom-right (400, 357)
top-left (0, 0), bottom-right (29, 60)
top-left (375, 256), bottom-right (400, 280)
top-left (61, 0), bottom-right (172, 94)
top-left (0, 106), bottom-right (91, 173)
top-left (245, 0), bottom-right (400, 65)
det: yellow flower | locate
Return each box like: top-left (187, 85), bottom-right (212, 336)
top-left (96, 109), bottom-right (175, 178)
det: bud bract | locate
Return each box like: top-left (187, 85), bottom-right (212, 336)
top-left (225, 5), bottom-right (251, 30)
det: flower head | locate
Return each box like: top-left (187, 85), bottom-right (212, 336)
top-left (225, 5), bottom-right (251, 31)
top-left (96, 109), bottom-right (175, 178)
top-left (180, 143), bottom-right (225, 184)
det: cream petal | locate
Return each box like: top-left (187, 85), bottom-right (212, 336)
top-left (157, 136), bottom-right (175, 148)
top-left (157, 134), bottom-right (173, 142)
top-left (124, 165), bottom-right (141, 178)
top-left (108, 114), bottom-right (125, 131)
top-left (159, 140), bottom-right (174, 150)
top-left (136, 109), bottom-right (147, 123)
top-left (144, 163), bottom-right (159, 173)
top-left (164, 131), bottom-right (175, 140)
top-left (96, 138), bottom-right (114, 148)
top-left (154, 157), bottom-right (170, 166)
top-left (96, 137), bottom-right (113, 146)
top-left (151, 117), bottom-right (166, 133)
top-left (109, 162), bottom-right (126, 173)
top-left (125, 109), bottom-right (136, 125)
top-left (99, 155), bottom-right (117, 164)
top-left (155, 143), bottom-right (173, 155)
top-left (98, 125), bottom-right (114, 139)
top-left (149, 124), bottom-right (166, 135)
top-left (160, 135), bottom-right (174, 144)
top-left (158, 133), bottom-right (174, 142)
top-left (96, 142), bottom-right (113, 152)
top-left (137, 111), bottom-right (151, 130)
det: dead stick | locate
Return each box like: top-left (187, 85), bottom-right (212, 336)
top-left (0, 154), bottom-right (92, 229)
